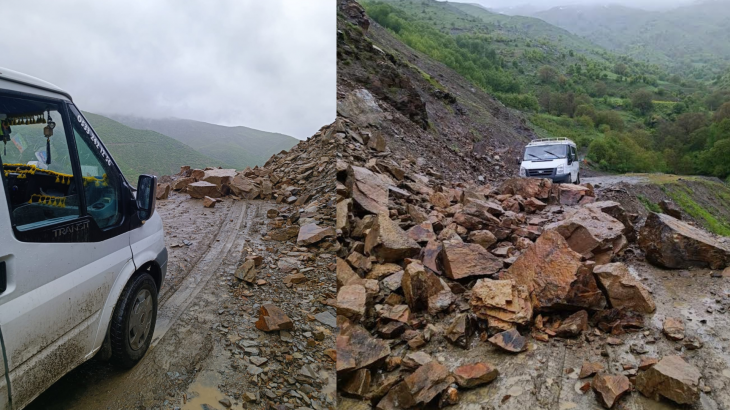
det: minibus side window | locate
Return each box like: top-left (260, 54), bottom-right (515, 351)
top-left (69, 112), bottom-right (122, 230)
top-left (0, 96), bottom-right (81, 231)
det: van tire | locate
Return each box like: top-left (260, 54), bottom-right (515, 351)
top-left (576, 173), bottom-right (581, 184)
top-left (109, 272), bottom-right (158, 369)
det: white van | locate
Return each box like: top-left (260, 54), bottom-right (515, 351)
top-left (519, 137), bottom-right (580, 184)
top-left (0, 68), bottom-right (166, 409)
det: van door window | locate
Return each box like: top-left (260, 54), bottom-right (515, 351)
top-left (0, 95), bottom-right (81, 231)
top-left (69, 108), bottom-right (122, 229)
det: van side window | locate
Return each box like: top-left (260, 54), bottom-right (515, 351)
top-left (0, 96), bottom-right (81, 231)
top-left (69, 108), bottom-right (122, 229)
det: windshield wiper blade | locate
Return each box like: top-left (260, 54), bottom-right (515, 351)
top-left (543, 150), bottom-right (561, 159)
top-left (527, 153), bottom-right (541, 160)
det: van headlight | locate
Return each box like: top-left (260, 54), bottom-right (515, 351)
top-left (556, 165), bottom-right (565, 175)
top-left (519, 167), bottom-right (526, 177)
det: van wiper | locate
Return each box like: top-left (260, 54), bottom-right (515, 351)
top-left (527, 153), bottom-right (541, 160)
top-left (543, 150), bottom-right (561, 159)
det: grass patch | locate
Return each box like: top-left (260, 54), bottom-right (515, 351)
top-left (637, 194), bottom-right (661, 213)
top-left (662, 185), bottom-right (730, 236)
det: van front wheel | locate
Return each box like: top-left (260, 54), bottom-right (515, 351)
top-left (575, 173), bottom-right (581, 184)
top-left (109, 272), bottom-right (158, 368)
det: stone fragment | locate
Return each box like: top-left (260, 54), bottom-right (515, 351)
top-left (662, 317), bottom-right (685, 341)
top-left (347, 165), bottom-right (390, 215)
top-left (156, 183), bottom-right (171, 200)
top-left (579, 362), bottom-right (605, 379)
top-left (172, 176), bottom-right (195, 191)
top-left (638, 358), bottom-right (658, 370)
top-left (470, 279), bottom-right (532, 325)
top-left (635, 355), bottom-right (701, 404)
top-left (402, 261), bottom-right (454, 314)
top-left (441, 242), bottom-right (502, 280)
top-left (337, 285), bottom-right (367, 320)
top-left (266, 208), bottom-right (279, 218)
top-left (365, 213), bottom-right (421, 263)
top-left (488, 329), bottom-right (527, 353)
top-left (586, 201), bottom-right (635, 240)
top-left (296, 223), bottom-right (336, 245)
top-left (659, 199), bottom-right (682, 219)
top-left (187, 181), bottom-right (221, 199)
top-left (523, 197), bottom-right (546, 213)
top-left (555, 310), bottom-right (588, 338)
top-left (203, 196), bottom-right (217, 208)
top-left (269, 226), bottom-right (300, 242)
top-left (228, 174), bottom-right (260, 199)
top-left (594, 263), bottom-right (655, 313)
top-left (444, 313), bottom-right (475, 348)
top-left (502, 230), bottom-right (583, 310)
top-left (639, 212), bottom-right (730, 269)
top-left (234, 259), bottom-right (257, 283)
top-left (255, 304), bottom-right (293, 332)
top-left (468, 230), bottom-right (498, 250)
top-left (592, 374), bottom-right (630, 408)
top-left (337, 324), bottom-right (390, 374)
top-left (402, 351), bottom-right (433, 370)
top-left (407, 221), bottom-right (437, 244)
top-left (340, 369), bottom-right (371, 398)
top-left (453, 362), bottom-right (499, 388)
top-left (500, 178), bottom-right (552, 200)
top-left (201, 168), bottom-right (236, 189)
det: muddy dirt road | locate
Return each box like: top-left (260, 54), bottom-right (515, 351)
top-left (26, 192), bottom-right (336, 410)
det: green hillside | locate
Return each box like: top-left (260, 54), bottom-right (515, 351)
top-left (532, 2), bottom-right (730, 80)
top-left (84, 112), bottom-right (225, 180)
top-left (108, 115), bottom-right (298, 170)
top-left (362, 0), bottom-right (730, 181)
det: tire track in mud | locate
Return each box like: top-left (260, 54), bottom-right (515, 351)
top-left (151, 200), bottom-right (255, 348)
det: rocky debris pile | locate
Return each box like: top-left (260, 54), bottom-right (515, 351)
top-left (330, 114), bottom-right (708, 409)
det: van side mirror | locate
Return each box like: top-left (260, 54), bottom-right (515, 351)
top-left (136, 174), bottom-right (157, 222)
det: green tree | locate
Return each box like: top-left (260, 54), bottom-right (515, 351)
top-left (631, 89), bottom-right (654, 115)
top-left (538, 65), bottom-right (559, 84)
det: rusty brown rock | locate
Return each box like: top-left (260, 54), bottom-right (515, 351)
top-left (201, 168), bottom-right (236, 189)
top-left (502, 230), bottom-right (584, 310)
top-left (586, 201), bottom-right (635, 240)
top-left (156, 183), bottom-right (171, 200)
top-left (337, 324), bottom-right (390, 375)
top-left (523, 197), bottom-right (546, 213)
top-left (347, 165), bottom-right (390, 215)
top-left (269, 226), bottom-right (300, 242)
top-left (340, 368), bottom-right (371, 398)
top-left (659, 199), bottom-right (682, 219)
top-left (635, 355), bottom-right (700, 404)
top-left (546, 207), bottom-right (627, 264)
top-left (662, 317), bottom-right (685, 341)
top-left (488, 328), bottom-right (527, 353)
top-left (187, 181), bottom-right (221, 199)
top-left (420, 240), bottom-right (443, 275)
top-left (592, 373), bottom-right (630, 408)
top-left (594, 262), bottom-right (655, 313)
top-left (172, 176), bottom-right (195, 191)
top-left (228, 174), bottom-right (259, 198)
top-left (407, 221), bottom-right (437, 244)
top-left (470, 279), bottom-right (532, 325)
top-left (365, 213), bottom-right (421, 263)
top-left (402, 261), bottom-right (454, 314)
top-left (337, 285), bottom-right (367, 320)
top-left (377, 361), bottom-right (454, 409)
top-left (441, 241), bottom-right (502, 280)
top-left (555, 310), bottom-right (588, 338)
top-left (444, 313), bottom-right (476, 348)
top-left (500, 178), bottom-right (552, 199)
top-left (296, 223), bottom-right (336, 246)
top-left (202, 196), bottom-right (217, 208)
top-left (579, 362), bottom-right (605, 379)
top-left (234, 259), bottom-right (257, 283)
top-left (639, 212), bottom-right (730, 269)
top-left (468, 230), bottom-right (497, 250)
top-left (430, 192), bottom-right (451, 208)
top-left (453, 362), bottom-right (499, 388)
top-left (255, 304), bottom-right (293, 332)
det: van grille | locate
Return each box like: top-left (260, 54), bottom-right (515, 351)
top-left (527, 168), bottom-right (555, 177)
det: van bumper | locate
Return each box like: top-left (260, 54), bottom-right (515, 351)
top-left (155, 247), bottom-right (168, 289)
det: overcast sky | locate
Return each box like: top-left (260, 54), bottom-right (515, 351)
top-left (465, 0), bottom-right (698, 12)
top-left (0, 0), bottom-right (335, 140)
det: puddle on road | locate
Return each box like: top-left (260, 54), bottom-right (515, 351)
top-left (182, 370), bottom-right (244, 410)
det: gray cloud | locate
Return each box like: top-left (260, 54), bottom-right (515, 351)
top-left (465, 0), bottom-right (698, 12)
top-left (0, 0), bottom-right (335, 140)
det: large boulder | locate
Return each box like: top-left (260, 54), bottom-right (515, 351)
top-left (346, 165), bottom-right (390, 215)
top-left (635, 355), bottom-right (701, 405)
top-left (639, 212), bottom-right (730, 269)
top-left (201, 168), bottom-right (237, 189)
top-left (402, 261), bottom-right (454, 314)
top-left (296, 223), bottom-right (336, 246)
top-left (187, 181), bottom-right (221, 199)
top-left (593, 263), bottom-right (655, 313)
top-left (377, 361), bottom-right (454, 409)
top-left (364, 213), bottom-right (420, 263)
top-left (500, 178), bottom-right (552, 200)
top-left (586, 201), bottom-right (635, 240)
top-left (441, 242), bottom-right (503, 280)
top-left (228, 174), bottom-right (260, 199)
top-left (337, 323), bottom-right (390, 375)
top-left (546, 207), bottom-right (627, 265)
top-left (502, 230), bottom-right (584, 310)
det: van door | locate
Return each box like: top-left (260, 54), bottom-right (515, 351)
top-left (0, 93), bottom-right (132, 408)
top-left (1, 325), bottom-right (8, 410)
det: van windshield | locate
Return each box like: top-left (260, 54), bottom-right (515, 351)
top-left (524, 144), bottom-right (568, 161)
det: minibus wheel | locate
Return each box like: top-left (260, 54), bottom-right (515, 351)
top-left (109, 272), bottom-right (158, 368)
